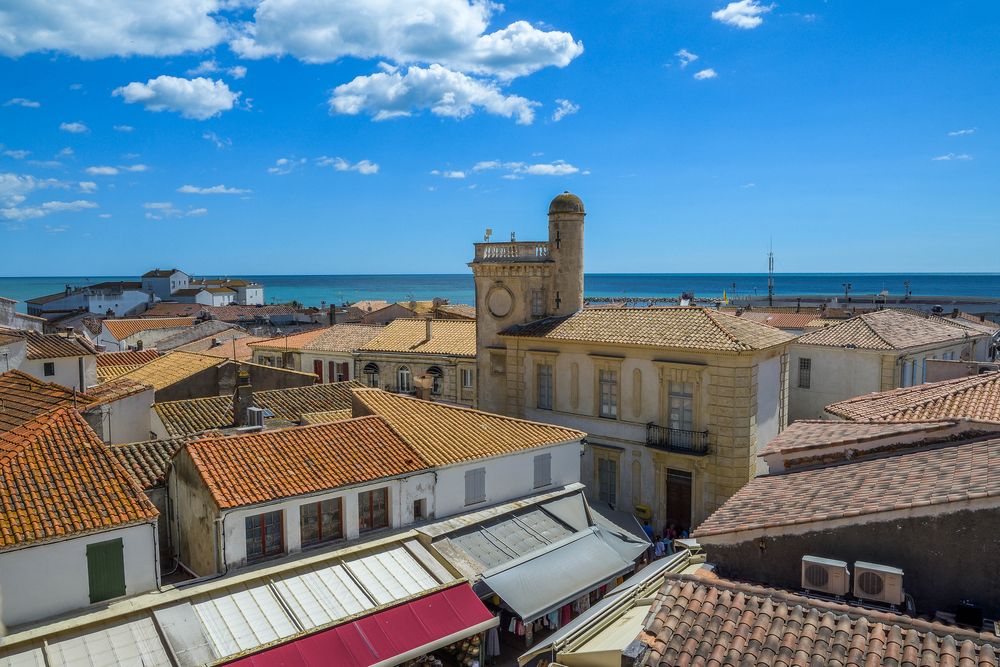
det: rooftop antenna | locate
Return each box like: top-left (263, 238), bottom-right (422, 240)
top-left (767, 239), bottom-right (774, 307)
top-left (484, 228), bottom-right (493, 242)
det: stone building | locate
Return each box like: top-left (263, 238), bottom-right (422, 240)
top-left (470, 193), bottom-right (795, 531)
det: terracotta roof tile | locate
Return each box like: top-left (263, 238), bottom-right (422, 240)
top-left (826, 372), bottom-right (1000, 423)
top-left (643, 575), bottom-right (1000, 667)
top-left (299, 409), bottom-right (353, 424)
top-left (185, 416), bottom-right (428, 509)
top-left (112, 351), bottom-right (222, 391)
top-left (0, 408), bottom-right (158, 549)
top-left (252, 324), bottom-right (383, 353)
top-left (796, 310), bottom-right (979, 351)
top-left (359, 319), bottom-right (476, 357)
top-left (694, 438), bottom-right (1000, 538)
top-left (501, 307), bottom-right (796, 352)
top-left (103, 317), bottom-right (197, 341)
top-left (153, 380), bottom-right (364, 436)
top-left (0, 370), bottom-right (98, 433)
top-left (108, 436), bottom-right (192, 489)
top-left (0, 327), bottom-right (96, 359)
top-left (96, 349), bottom-right (162, 368)
top-left (140, 303), bottom-right (294, 321)
top-left (735, 311), bottom-right (823, 330)
top-left (758, 419), bottom-right (959, 457)
top-left (85, 377), bottom-right (153, 404)
top-left (435, 303), bottom-right (476, 319)
top-left (188, 335), bottom-right (271, 361)
top-left (353, 389), bottom-right (584, 466)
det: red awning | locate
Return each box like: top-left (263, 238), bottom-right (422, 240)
top-left (226, 583), bottom-right (497, 667)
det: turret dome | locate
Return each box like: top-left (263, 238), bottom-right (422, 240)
top-left (548, 191), bottom-right (585, 215)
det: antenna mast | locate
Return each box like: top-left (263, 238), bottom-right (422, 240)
top-left (767, 241), bottom-right (774, 307)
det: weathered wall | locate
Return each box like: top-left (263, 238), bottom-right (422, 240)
top-left (170, 450), bottom-right (221, 575)
top-left (789, 346), bottom-right (884, 420)
top-left (702, 507), bottom-right (1000, 617)
top-left (19, 354), bottom-right (96, 391)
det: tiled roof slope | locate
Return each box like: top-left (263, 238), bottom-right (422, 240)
top-left (736, 311), bottom-right (821, 330)
top-left (113, 351), bottom-right (221, 391)
top-left (154, 380), bottom-right (365, 436)
top-left (185, 416), bottom-right (428, 509)
top-left (0, 370), bottom-right (98, 433)
top-left (435, 303), bottom-right (476, 319)
top-left (359, 319), bottom-right (476, 356)
top-left (96, 349), bottom-right (161, 368)
top-left (103, 317), bottom-right (197, 341)
top-left (192, 335), bottom-right (270, 360)
top-left (826, 372), bottom-right (1000, 423)
top-left (0, 409), bottom-right (158, 549)
top-left (796, 309), bottom-right (976, 350)
top-left (501, 307), bottom-right (796, 352)
top-left (253, 324), bottom-right (383, 353)
top-left (694, 438), bottom-right (1000, 538)
top-left (86, 377), bottom-right (152, 404)
top-left (153, 320), bottom-right (242, 350)
top-left (300, 409), bottom-right (353, 424)
top-left (0, 327), bottom-right (96, 359)
top-left (758, 419), bottom-right (957, 457)
top-left (140, 303), bottom-right (294, 321)
top-left (108, 436), bottom-right (192, 489)
top-left (353, 389), bottom-right (584, 466)
top-left (642, 575), bottom-right (1000, 667)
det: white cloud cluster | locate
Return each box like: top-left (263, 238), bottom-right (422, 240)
top-left (3, 149), bottom-right (30, 159)
top-left (5, 97), bottom-right (40, 108)
top-left (472, 159), bottom-right (582, 178)
top-left (711, 1), bottom-right (775, 29)
top-left (552, 99), bottom-right (579, 122)
top-left (0, 172), bottom-right (98, 222)
top-left (2, 200), bottom-right (98, 221)
top-left (676, 49), bottom-right (699, 68)
top-left (60, 121), bottom-right (89, 133)
top-left (267, 157), bottom-right (306, 175)
top-left (84, 164), bottom-right (149, 176)
top-left (178, 184), bottom-right (251, 194)
top-left (202, 131), bottom-right (232, 149)
top-left (114, 124), bottom-right (134, 132)
top-left (330, 64), bottom-right (537, 124)
top-left (947, 128), bottom-right (976, 136)
top-left (931, 153), bottom-right (973, 161)
top-left (694, 68), bottom-right (718, 80)
top-left (144, 201), bottom-right (207, 220)
top-left (316, 157), bottom-right (380, 175)
top-left (0, 0), bottom-right (226, 58)
top-left (187, 59), bottom-right (248, 79)
top-left (430, 170), bottom-right (467, 179)
top-left (113, 76), bottom-right (240, 120)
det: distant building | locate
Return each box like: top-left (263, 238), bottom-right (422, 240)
top-left (0, 327), bottom-right (97, 389)
top-left (141, 268), bottom-right (190, 300)
top-left (357, 299), bottom-right (475, 325)
top-left (98, 316), bottom-right (198, 351)
top-left (0, 296), bottom-right (44, 331)
top-left (789, 309), bottom-right (993, 420)
top-left (26, 281), bottom-right (155, 319)
top-left (250, 324), bottom-right (382, 382)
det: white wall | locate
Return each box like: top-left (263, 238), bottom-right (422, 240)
top-left (0, 522), bottom-right (158, 628)
top-left (241, 287), bottom-right (264, 306)
top-left (20, 355), bottom-right (96, 390)
top-left (789, 346), bottom-right (884, 420)
top-left (755, 355), bottom-right (782, 451)
top-left (90, 388), bottom-right (155, 444)
top-left (0, 338), bottom-right (27, 374)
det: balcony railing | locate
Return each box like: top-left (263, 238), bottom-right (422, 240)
top-left (473, 241), bottom-right (550, 263)
top-left (645, 423), bottom-right (710, 456)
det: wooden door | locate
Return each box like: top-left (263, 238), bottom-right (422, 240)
top-left (664, 469), bottom-right (693, 532)
top-left (313, 359), bottom-right (323, 383)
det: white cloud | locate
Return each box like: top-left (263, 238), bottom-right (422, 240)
top-left (120, 164), bottom-right (149, 172)
top-left (113, 76), bottom-right (240, 120)
top-left (187, 59), bottom-right (249, 79)
top-left (0, 173), bottom-right (66, 206)
top-left (0, 0), bottom-right (226, 58)
top-left (711, 0), bottom-right (775, 29)
top-left (78, 181), bottom-right (98, 193)
top-left (143, 201), bottom-right (207, 219)
top-left (5, 97), bottom-right (40, 108)
top-left (178, 184), bottom-right (251, 194)
top-left (471, 159), bottom-right (580, 177)
top-left (676, 48), bottom-right (699, 68)
top-left (694, 68), bottom-right (718, 80)
top-left (316, 157), bottom-right (380, 175)
top-left (1, 199), bottom-right (97, 221)
top-left (187, 207), bottom-right (208, 216)
top-left (430, 169), bottom-right (466, 179)
top-left (931, 153), bottom-right (973, 161)
top-left (57, 147), bottom-right (74, 157)
top-left (45, 224), bottom-right (68, 233)
top-left (267, 157), bottom-right (306, 175)
top-left (85, 166), bottom-right (119, 175)
top-left (3, 150), bottom-right (30, 159)
top-left (28, 160), bottom-right (62, 168)
top-left (60, 121), bottom-right (89, 133)
top-left (231, 0), bottom-right (582, 80)
top-left (114, 124), bottom-right (134, 132)
top-left (330, 64), bottom-right (538, 124)
top-left (947, 128), bottom-right (976, 136)
top-left (69, 83), bottom-right (83, 90)
top-left (98, 213), bottom-right (112, 218)
top-left (203, 131), bottom-right (232, 149)
top-left (552, 99), bottom-right (579, 122)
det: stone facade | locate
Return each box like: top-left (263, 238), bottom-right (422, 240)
top-left (352, 351), bottom-right (476, 407)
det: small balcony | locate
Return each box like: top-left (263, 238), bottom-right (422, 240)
top-left (472, 241), bottom-right (550, 263)
top-left (645, 423), bottom-right (710, 456)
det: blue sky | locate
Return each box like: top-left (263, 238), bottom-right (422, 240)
top-left (1, 0), bottom-right (997, 276)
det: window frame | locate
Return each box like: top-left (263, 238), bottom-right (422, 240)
top-left (427, 366), bottom-right (444, 395)
top-left (363, 362), bottom-right (380, 388)
top-left (299, 497), bottom-right (344, 548)
top-left (596, 455), bottom-right (618, 507)
top-left (358, 487), bottom-right (390, 534)
top-left (43, 361), bottom-right (55, 377)
top-left (798, 358), bottom-right (811, 389)
top-left (536, 362), bottom-right (554, 410)
top-left (461, 368), bottom-right (474, 389)
top-left (245, 510), bottom-right (284, 562)
top-left (667, 381), bottom-right (695, 431)
top-left (397, 365), bottom-right (412, 392)
top-left (598, 368), bottom-right (619, 419)
top-left (531, 289), bottom-right (545, 318)
top-left (533, 453), bottom-right (552, 489)
top-left (464, 467), bottom-right (487, 506)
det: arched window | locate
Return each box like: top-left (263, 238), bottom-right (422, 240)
top-left (427, 366), bottom-right (444, 395)
top-left (363, 362), bottom-right (380, 388)
top-left (397, 366), bottom-right (412, 392)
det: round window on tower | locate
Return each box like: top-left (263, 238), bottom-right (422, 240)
top-left (486, 284), bottom-right (514, 318)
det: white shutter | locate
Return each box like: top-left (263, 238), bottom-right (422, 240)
top-left (533, 453), bottom-right (552, 488)
top-left (464, 468), bottom-right (486, 505)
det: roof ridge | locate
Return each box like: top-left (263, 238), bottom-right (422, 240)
top-left (857, 315), bottom-right (896, 349)
top-left (702, 309), bottom-right (752, 351)
top-left (828, 372), bottom-right (1000, 417)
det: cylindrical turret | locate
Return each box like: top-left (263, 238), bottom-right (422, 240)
top-left (547, 191), bottom-right (585, 315)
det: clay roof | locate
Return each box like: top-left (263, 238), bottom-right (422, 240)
top-left (205, 287), bottom-right (235, 294)
top-left (193, 336), bottom-right (271, 361)
top-left (643, 574), bottom-right (1000, 667)
top-left (358, 319), bottom-right (476, 357)
top-left (153, 380), bottom-right (364, 436)
top-left (0, 370), bottom-right (98, 433)
top-left (694, 437), bottom-right (1000, 538)
top-left (435, 303), bottom-right (476, 319)
top-left (501, 307), bottom-right (796, 352)
top-left (85, 377), bottom-right (152, 404)
top-left (108, 436), bottom-right (192, 489)
top-left (185, 416), bottom-right (428, 509)
top-left (0, 327), bottom-right (96, 359)
top-left (102, 317), bottom-right (197, 341)
top-left (796, 309), bottom-right (977, 351)
top-left (299, 409), bottom-right (353, 424)
top-left (142, 269), bottom-right (183, 277)
top-left (353, 389), bottom-right (584, 466)
top-left (0, 333), bottom-right (21, 347)
top-left (757, 419), bottom-right (958, 458)
top-left (0, 408), bottom-right (158, 549)
top-left (25, 291), bottom-right (68, 305)
top-left (113, 351), bottom-right (221, 391)
top-left (347, 300), bottom-right (389, 313)
top-left (735, 311), bottom-right (820, 330)
top-left (96, 349), bottom-right (161, 368)
top-left (825, 372), bottom-right (1000, 423)
top-left (141, 303), bottom-right (294, 321)
top-left (252, 324), bottom-right (383, 353)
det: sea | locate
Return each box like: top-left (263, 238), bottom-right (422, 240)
top-left (2, 274), bottom-right (1000, 313)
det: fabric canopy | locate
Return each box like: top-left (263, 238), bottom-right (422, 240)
top-left (225, 583), bottom-right (497, 667)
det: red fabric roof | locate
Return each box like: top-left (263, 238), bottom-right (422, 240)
top-left (225, 583), bottom-right (495, 667)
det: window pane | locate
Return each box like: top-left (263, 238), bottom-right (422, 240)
top-left (263, 511), bottom-right (283, 555)
top-left (300, 503), bottom-right (320, 546)
top-left (798, 358), bottom-right (811, 389)
top-left (537, 363), bottom-right (553, 410)
top-left (322, 498), bottom-right (343, 539)
top-left (245, 515), bottom-right (262, 558)
top-left (599, 369), bottom-right (618, 418)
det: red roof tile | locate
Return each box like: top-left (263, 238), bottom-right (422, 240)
top-left (96, 349), bottom-right (162, 368)
top-left (826, 372), bottom-right (1000, 423)
top-left (103, 318), bottom-right (197, 341)
top-left (0, 370), bottom-right (98, 433)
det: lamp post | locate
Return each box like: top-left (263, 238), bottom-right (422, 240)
top-left (842, 282), bottom-right (852, 303)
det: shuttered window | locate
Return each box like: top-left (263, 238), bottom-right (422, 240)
top-left (537, 363), bottom-right (553, 410)
top-left (798, 358), bottom-right (811, 389)
top-left (87, 538), bottom-right (126, 604)
top-left (533, 453), bottom-right (552, 488)
top-left (358, 488), bottom-right (389, 533)
top-left (465, 467), bottom-right (486, 505)
top-left (246, 510), bottom-right (284, 561)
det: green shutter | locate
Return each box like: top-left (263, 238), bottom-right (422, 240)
top-left (87, 539), bottom-right (126, 603)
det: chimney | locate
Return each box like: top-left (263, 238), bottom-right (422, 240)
top-left (414, 375), bottom-right (433, 401)
top-left (233, 370), bottom-right (253, 427)
top-left (330, 306), bottom-right (338, 325)
top-left (425, 317), bottom-right (433, 341)
top-left (952, 308), bottom-right (960, 318)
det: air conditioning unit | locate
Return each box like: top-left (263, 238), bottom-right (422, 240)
top-left (853, 561), bottom-right (904, 606)
top-left (246, 407), bottom-right (265, 428)
top-left (801, 556), bottom-right (850, 596)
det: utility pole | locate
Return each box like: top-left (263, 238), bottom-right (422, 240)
top-left (767, 242), bottom-right (774, 307)
top-left (842, 282), bottom-right (852, 303)
top-left (903, 280), bottom-right (911, 300)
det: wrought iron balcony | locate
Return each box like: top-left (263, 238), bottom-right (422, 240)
top-left (645, 423), bottom-right (710, 456)
top-left (472, 241), bottom-right (550, 263)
